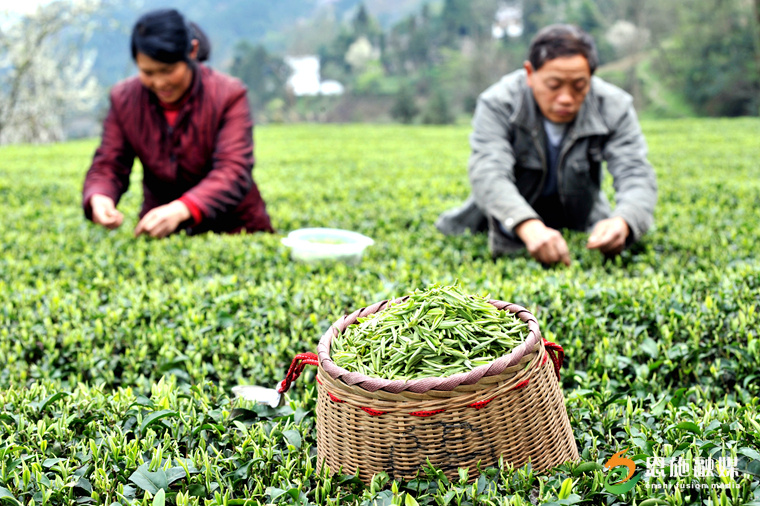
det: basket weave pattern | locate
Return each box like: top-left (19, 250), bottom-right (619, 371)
top-left (315, 298), bottom-right (579, 483)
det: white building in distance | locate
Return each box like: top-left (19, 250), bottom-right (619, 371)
top-left (284, 55), bottom-right (345, 97)
top-left (492, 4), bottom-right (523, 39)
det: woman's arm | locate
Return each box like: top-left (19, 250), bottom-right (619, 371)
top-left (82, 94), bottom-right (136, 222)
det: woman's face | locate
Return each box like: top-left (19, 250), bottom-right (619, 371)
top-left (135, 52), bottom-right (193, 104)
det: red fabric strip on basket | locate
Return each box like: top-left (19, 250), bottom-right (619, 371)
top-left (360, 407), bottom-right (387, 416)
top-left (542, 338), bottom-right (564, 380)
top-left (327, 392), bottom-right (345, 403)
top-left (468, 397), bottom-right (496, 410)
top-left (513, 379), bottom-right (530, 390)
top-left (409, 409), bottom-right (446, 417)
top-left (278, 352), bottom-right (319, 393)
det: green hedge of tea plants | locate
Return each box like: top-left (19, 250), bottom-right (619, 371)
top-left (1, 119), bottom-right (759, 505)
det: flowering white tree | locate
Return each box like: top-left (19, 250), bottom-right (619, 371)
top-left (0, 0), bottom-right (101, 144)
top-left (344, 36), bottom-right (379, 71)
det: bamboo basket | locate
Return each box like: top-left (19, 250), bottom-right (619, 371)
top-left (315, 297), bottom-right (579, 483)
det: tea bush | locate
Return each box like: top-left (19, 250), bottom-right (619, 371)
top-left (0, 119), bottom-right (759, 505)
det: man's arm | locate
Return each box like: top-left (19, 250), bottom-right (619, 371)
top-left (467, 96), bottom-right (541, 236)
top-left (603, 103), bottom-right (658, 243)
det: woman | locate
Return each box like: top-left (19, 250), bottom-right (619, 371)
top-left (82, 8), bottom-right (273, 238)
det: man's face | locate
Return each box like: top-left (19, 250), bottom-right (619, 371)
top-left (525, 54), bottom-right (591, 123)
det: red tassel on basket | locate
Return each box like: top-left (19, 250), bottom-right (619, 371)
top-left (278, 353), bottom-right (319, 394)
top-left (542, 338), bottom-right (564, 380)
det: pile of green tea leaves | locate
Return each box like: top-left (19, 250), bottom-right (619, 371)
top-left (331, 284), bottom-right (529, 380)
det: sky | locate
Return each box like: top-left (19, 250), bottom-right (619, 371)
top-left (0, 0), bottom-right (51, 15)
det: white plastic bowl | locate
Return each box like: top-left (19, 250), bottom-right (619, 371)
top-left (281, 228), bottom-right (375, 264)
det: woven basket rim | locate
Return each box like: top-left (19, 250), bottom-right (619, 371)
top-left (317, 297), bottom-right (542, 394)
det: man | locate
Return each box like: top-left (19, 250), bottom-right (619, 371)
top-left (436, 24), bottom-right (657, 265)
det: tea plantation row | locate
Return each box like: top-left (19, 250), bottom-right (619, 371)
top-left (1, 119), bottom-right (759, 505)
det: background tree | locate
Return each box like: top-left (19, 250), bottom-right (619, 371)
top-left (283, 4), bottom-right (339, 56)
top-left (390, 83), bottom-right (419, 123)
top-left (352, 3), bottom-right (375, 37)
top-left (0, 0), bottom-right (100, 144)
top-left (421, 87), bottom-right (454, 124)
top-left (654, 0), bottom-right (759, 116)
top-left (754, 0), bottom-right (760, 110)
top-left (440, 0), bottom-right (477, 42)
top-left (229, 42), bottom-right (289, 114)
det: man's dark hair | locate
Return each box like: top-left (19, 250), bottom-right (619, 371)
top-left (528, 24), bottom-right (598, 74)
top-left (131, 9), bottom-right (211, 64)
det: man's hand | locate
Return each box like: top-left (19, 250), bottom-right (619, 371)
top-left (90, 194), bottom-right (123, 230)
top-left (586, 217), bottom-right (630, 255)
top-left (515, 219), bottom-right (571, 266)
top-left (134, 200), bottom-right (191, 239)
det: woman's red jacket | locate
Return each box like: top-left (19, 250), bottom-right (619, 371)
top-left (82, 64), bottom-right (273, 235)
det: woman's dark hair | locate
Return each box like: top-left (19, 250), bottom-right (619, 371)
top-left (189, 22), bottom-right (211, 62)
top-left (528, 24), bottom-right (598, 74)
top-left (131, 9), bottom-right (211, 63)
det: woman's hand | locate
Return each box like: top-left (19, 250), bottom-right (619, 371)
top-left (134, 200), bottom-right (191, 238)
top-left (90, 194), bottom-right (124, 230)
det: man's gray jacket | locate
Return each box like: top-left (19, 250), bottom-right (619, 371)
top-left (436, 69), bottom-right (657, 255)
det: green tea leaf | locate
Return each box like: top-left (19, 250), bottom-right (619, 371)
top-left (267, 487), bottom-right (287, 501)
top-left (442, 490), bottom-right (457, 506)
top-left (650, 393), bottom-right (669, 417)
top-left (129, 464), bottom-right (168, 494)
top-left (674, 422), bottom-right (702, 436)
top-left (0, 487), bottom-right (20, 506)
top-left (74, 478), bottom-right (92, 494)
top-left (739, 447), bottom-right (760, 462)
top-left (558, 477), bottom-right (574, 499)
top-left (138, 410), bottom-right (178, 435)
top-left (42, 458), bottom-right (65, 468)
top-left (294, 407), bottom-right (310, 424)
top-left (188, 485), bottom-right (206, 497)
top-left (35, 392), bottom-right (69, 412)
top-left (152, 489), bottom-right (165, 506)
top-left (165, 467), bottom-right (187, 486)
top-left (572, 462), bottom-right (602, 475)
top-left (283, 429), bottom-right (302, 449)
top-left (640, 337), bottom-right (658, 359)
